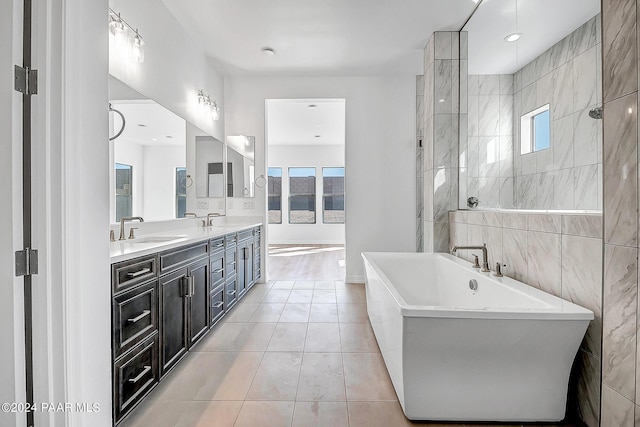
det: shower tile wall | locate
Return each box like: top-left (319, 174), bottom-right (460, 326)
top-left (601, 0), bottom-right (640, 424)
top-left (467, 74), bottom-right (514, 208)
top-left (513, 15), bottom-right (602, 210)
top-left (420, 32), bottom-right (461, 252)
top-left (449, 211), bottom-right (602, 426)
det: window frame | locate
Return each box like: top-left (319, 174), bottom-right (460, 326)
top-left (175, 167), bottom-right (187, 218)
top-left (288, 167), bottom-right (317, 225)
top-left (321, 167), bottom-right (345, 224)
top-left (267, 167), bottom-right (283, 224)
top-left (115, 162), bottom-right (133, 222)
top-left (520, 104), bottom-right (551, 155)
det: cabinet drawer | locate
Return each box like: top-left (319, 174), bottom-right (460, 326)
top-left (226, 249), bottom-right (237, 276)
top-left (112, 255), bottom-right (157, 294)
top-left (254, 268), bottom-right (261, 282)
top-left (159, 242), bottom-right (209, 275)
top-left (237, 229), bottom-right (253, 242)
top-left (225, 278), bottom-right (237, 308)
top-left (113, 281), bottom-right (158, 359)
top-left (210, 255), bottom-right (225, 287)
top-left (210, 285), bottom-right (225, 326)
top-left (225, 233), bottom-right (237, 247)
top-left (210, 237), bottom-right (225, 254)
top-left (253, 227), bottom-right (261, 247)
top-left (113, 334), bottom-right (159, 423)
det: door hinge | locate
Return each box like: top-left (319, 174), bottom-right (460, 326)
top-left (15, 248), bottom-right (39, 277)
top-left (14, 65), bottom-right (38, 95)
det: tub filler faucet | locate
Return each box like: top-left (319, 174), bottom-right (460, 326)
top-left (450, 243), bottom-right (490, 272)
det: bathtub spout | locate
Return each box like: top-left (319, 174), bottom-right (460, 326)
top-left (451, 243), bottom-right (490, 272)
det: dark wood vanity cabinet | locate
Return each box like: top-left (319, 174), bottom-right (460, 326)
top-left (158, 242), bottom-right (209, 375)
top-left (112, 225), bottom-right (262, 425)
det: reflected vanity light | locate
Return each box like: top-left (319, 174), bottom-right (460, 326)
top-left (197, 89), bottom-right (220, 120)
top-left (109, 8), bottom-right (145, 63)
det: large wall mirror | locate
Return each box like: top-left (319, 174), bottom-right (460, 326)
top-left (460, 0), bottom-right (601, 211)
top-left (109, 76), bottom-right (225, 222)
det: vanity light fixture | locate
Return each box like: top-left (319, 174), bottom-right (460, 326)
top-left (109, 8), bottom-right (145, 63)
top-left (197, 89), bottom-right (220, 120)
top-left (504, 33), bottom-right (522, 42)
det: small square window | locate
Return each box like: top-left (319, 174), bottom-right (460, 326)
top-left (521, 104), bottom-right (550, 155)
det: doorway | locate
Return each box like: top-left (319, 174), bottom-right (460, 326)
top-left (265, 99), bottom-right (346, 281)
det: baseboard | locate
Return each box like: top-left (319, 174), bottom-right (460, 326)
top-left (345, 275), bottom-right (365, 284)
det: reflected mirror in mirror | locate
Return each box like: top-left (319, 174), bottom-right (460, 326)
top-left (226, 135), bottom-right (255, 198)
top-left (193, 124), bottom-right (225, 199)
top-left (109, 76), bottom-right (188, 222)
top-left (460, 0), bottom-right (602, 211)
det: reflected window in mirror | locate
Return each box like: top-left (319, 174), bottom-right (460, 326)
top-left (521, 104), bottom-right (550, 155)
top-left (176, 167), bottom-right (187, 218)
top-left (289, 167), bottom-right (316, 224)
top-left (322, 167), bottom-right (345, 224)
top-left (115, 163), bottom-right (133, 222)
top-left (268, 168), bottom-right (283, 224)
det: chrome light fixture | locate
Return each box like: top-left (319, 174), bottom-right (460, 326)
top-left (197, 89), bottom-right (220, 120)
top-left (109, 8), bottom-right (145, 63)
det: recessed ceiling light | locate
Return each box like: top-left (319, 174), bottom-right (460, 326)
top-left (504, 33), bottom-right (522, 42)
top-left (137, 124), bottom-right (147, 127)
top-left (166, 135), bottom-right (173, 139)
top-left (151, 138), bottom-right (158, 141)
top-left (314, 135), bottom-right (321, 138)
top-left (438, 98), bottom-right (445, 103)
top-left (261, 47), bottom-right (275, 56)
top-left (308, 104), bottom-right (317, 108)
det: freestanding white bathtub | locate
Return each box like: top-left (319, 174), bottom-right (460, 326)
top-left (361, 252), bottom-right (593, 422)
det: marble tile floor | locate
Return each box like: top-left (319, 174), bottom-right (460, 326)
top-left (121, 280), bottom-right (584, 427)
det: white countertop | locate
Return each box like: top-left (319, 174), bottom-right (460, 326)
top-left (110, 221), bottom-right (262, 263)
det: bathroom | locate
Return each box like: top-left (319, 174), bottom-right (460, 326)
top-left (0, 0), bottom-right (637, 426)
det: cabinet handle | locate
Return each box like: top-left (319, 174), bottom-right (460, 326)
top-left (227, 290), bottom-right (236, 295)
top-left (227, 261), bottom-right (236, 266)
top-left (127, 365), bottom-right (152, 384)
top-left (126, 267), bottom-right (151, 278)
top-left (190, 276), bottom-right (195, 297)
top-left (127, 310), bottom-right (151, 324)
top-left (213, 268), bottom-right (223, 274)
top-left (212, 301), bottom-right (223, 309)
top-left (214, 243), bottom-right (224, 248)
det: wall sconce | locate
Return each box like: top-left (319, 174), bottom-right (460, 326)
top-left (109, 8), bottom-right (145, 63)
top-left (197, 89), bottom-right (220, 120)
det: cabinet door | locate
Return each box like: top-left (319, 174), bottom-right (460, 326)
top-left (159, 268), bottom-right (188, 375)
top-left (188, 258), bottom-right (209, 346)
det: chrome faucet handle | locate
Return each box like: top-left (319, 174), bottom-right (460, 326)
top-left (494, 262), bottom-right (507, 277)
top-left (470, 254), bottom-right (481, 268)
top-left (128, 227), bottom-right (138, 239)
top-left (110, 230), bottom-right (115, 242)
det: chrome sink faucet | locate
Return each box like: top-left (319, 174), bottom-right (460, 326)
top-left (205, 212), bottom-right (220, 227)
top-left (450, 243), bottom-right (490, 272)
top-left (119, 216), bottom-right (144, 240)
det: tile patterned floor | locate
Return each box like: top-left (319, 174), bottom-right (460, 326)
top-left (121, 280), bottom-right (583, 427)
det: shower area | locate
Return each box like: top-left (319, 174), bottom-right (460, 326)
top-left (461, 14), bottom-right (603, 211)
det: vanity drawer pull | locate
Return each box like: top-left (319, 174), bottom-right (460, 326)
top-left (127, 310), bottom-right (151, 324)
top-left (126, 268), bottom-right (151, 278)
top-left (214, 243), bottom-right (224, 248)
top-left (227, 290), bottom-right (236, 295)
top-left (227, 261), bottom-right (236, 266)
top-left (127, 365), bottom-right (151, 384)
top-left (213, 268), bottom-right (224, 274)
top-left (212, 302), bottom-right (223, 309)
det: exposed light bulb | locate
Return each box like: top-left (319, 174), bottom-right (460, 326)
top-left (212, 105), bottom-right (220, 121)
top-left (132, 31), bottom-right (145, 63)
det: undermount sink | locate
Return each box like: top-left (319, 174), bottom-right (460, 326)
top-left (127, 235), bottom-right (186, 244)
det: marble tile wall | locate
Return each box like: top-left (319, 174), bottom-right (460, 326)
top-left (449, 210), bottom-right (602, 426)
top-left (601, 0), bottom-right (640, 424)
top-left (513, 15), bottom-right (603, 210)
top-left (466, 74), bottom-right (514, 208)
top-left (420, 32), bottom-right (461, 253)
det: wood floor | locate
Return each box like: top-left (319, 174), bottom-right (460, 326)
top-left (267, 244), bottom-right (346, 280)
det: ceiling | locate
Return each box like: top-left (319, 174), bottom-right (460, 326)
top-left (160, 0), bottom-right (479, 76)
top-left (465, 0), bottom-right (600, 74)
top-left (110, 101), bottom-right (186, 147)
top-left (267, 99), bottom-right (346, 146)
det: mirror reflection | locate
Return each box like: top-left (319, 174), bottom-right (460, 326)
top-left (460, 0), bottom-right (602, 211)
top-left (193, 125), bottom-right (225, 198)
top-left (226, 135), bottom-right (255, 198)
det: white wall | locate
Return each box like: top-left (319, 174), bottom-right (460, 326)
top-left (0, 1), bottom-right (25, 426)
top-left (268, 145), bottom-right (345, 244)
top-left (143, 145), bottom-right (186, 221)
top-left (225, 76), bottom-right (416, 282)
